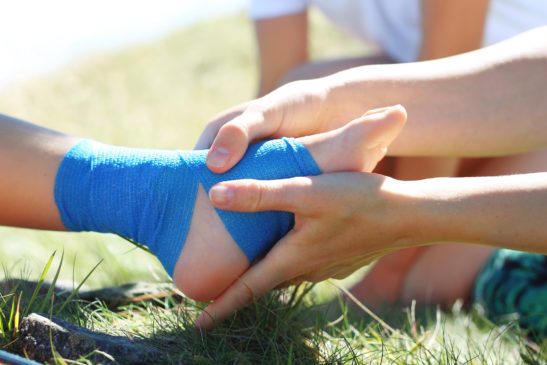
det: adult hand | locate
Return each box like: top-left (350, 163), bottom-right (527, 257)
top-left (196, 78), bottom-right (366, 173)
top-left (194, 172), bottom-right (418, 330)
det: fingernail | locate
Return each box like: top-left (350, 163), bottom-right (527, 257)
top-left (209, 185), bottom-right (234, 206)
top-left (207, 147), bottom-right (230, 168)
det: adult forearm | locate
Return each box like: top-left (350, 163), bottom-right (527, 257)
top-left (0, 114), bottom-right (80, 230)
top-left (325, 27), bottom-right (547, 157)
top-left (398, 172), bottom-right (547, 254)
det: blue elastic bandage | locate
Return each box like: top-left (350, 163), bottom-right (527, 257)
top-left (54, 138), bottom-right (321, 276)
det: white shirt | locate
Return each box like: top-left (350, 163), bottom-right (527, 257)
top-left (250, 0), bottom-right (547, 62)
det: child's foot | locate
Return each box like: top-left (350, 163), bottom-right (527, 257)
top-left (174, 105), bottom-right (406, 301)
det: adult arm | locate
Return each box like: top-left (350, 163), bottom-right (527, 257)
top-left (0, 114), bottom-right (79, 230)
top-left (195, 171), bottom-right (547, 328)
top-left (255, 0), bottom-right (490, 94)
top-left (419, 0), bottom-right (489, 60)
top-left (200, 27), bottom-right (547, 172)
top-left (255, 12), bottom-right (309, 96)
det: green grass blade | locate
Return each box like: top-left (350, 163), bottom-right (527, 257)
top-left (290, 283), bottom-right (316, 311)
top-left (0, 305), bottom-right (5, 340)
top-left (0, 292), bottom-right (14, 312)
top-left (13, 292), bottom-right (21, 337)
top-left (0, 283), bottom-right (21, 340)
top-left (7, 291), bottom-right (16, 333)
top-left (38, 250), bottom-right (64, 314)
top-left (24, 251), bottom-right (56, 317)
top-left (115, 233), bottom-right (153, 255)
top-left (56, 259), bottom-right (103, 315)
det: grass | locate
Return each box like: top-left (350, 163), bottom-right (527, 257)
top-left (0, 10), bottom-right (545, 364)
top-left (0, 252), bottom-right (91, 355)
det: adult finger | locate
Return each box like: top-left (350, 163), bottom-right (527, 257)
top-left (209, 176), bottom-right (324, 215)
top-left (206, 109), bottom-right (280, 174)
top-left (194, 233), bottom-right (299, 330)
top-left (194, 113), bottom-right (240, 150)
top-left (194, 102), bottom-right (250, 150)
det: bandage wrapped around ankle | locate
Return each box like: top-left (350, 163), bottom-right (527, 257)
top-left (54, 138), bottom-right (321, 275)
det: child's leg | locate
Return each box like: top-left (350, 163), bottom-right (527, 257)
top-left (55, 107), bottom-right (406, 301)
top-left (401, 243), bottom-right (496, 305)
top-left (349, 244), bottom-right (493, 309)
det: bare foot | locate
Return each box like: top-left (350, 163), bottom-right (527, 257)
top-left (173, 106), bottom-right (407, 301)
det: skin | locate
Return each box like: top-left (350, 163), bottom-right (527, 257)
top-left (255, 12), bottom-right (309, 97)
top-left (0, 107), bottom-right (406, 302)
top-left (195, 171), bottom-right (547, 329)
top-left (176, 106), bottom-right (406, 300)
top-left (218, 1), bottom-right (539, 310)
top-left (394, 0), bottom-right (490, 181)
top-left (253, 0), bottom-right (490, 192)
top-left (200, 27), bottom-right (547, 161)
top-left (255, 0), bottom-right (490, 94)
top-left (194, 27), bottom-right (547, 328)
top-left (0, 114), bottom-right (80, 230)
top-left (419, 0), bottom-right (489, 60)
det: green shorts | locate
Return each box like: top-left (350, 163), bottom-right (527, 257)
top-left (473, 249), bottom-right (547, 335)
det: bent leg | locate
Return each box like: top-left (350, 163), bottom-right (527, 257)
top-left (401, 243), bottom-right (496, 305)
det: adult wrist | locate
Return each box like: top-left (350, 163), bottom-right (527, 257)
top-left (393, 177), bottom-right (481, 246)
top-left (370, 176), bottom-right (430, 251)
top-left (322, 67), bottom-right (394, 124)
